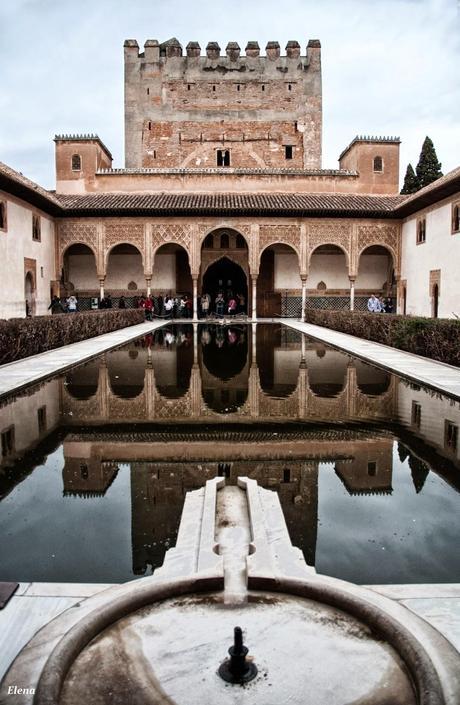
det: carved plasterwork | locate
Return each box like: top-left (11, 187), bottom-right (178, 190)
top-left (307, 222), bottom-right (352, 267)
top-left (429, 269), bottom-right (441, 295)
top-left (259, 225), bottom-right (301, 256)
top-left (152, 224), bottom-right (192, 255)
top-left (104, 222), bottom-right (145, 259)
top-left (355, 223), bottom-right (400, 274)
top-left (59, 221), bottom-right (98, 264)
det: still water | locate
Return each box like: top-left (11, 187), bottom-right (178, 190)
top-left (0, 324), bottom-right (459, 584)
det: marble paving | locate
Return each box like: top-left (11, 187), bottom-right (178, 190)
top-left (284, 320), bottom-right (460, 401)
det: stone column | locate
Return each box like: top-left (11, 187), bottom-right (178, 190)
top-left (349, 277), bottom-right (356, 311)
top-left (146, 277), bottom-right (152, 297)
top-left (252, 276), bottom-right (257, 322)
top-left (193, 324), bottom-right (198, 364)
top-left (192, 278), bottom-right (198, 322)
top-left (301, 277), bottom-right (308, 322)
top-left (99, 278), bottom-right (105, 300)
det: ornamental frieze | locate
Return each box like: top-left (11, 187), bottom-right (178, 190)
top-left (58, 221), bottom-right (98, 254)
top-left (152, 224), bottom-right (192, 253)
top-left (258, 225), bottom-right (301, 254)
top-left (104, 222), bottom-right (145, 251)
top-left (307, 222), bottom-right (352, 261)
top-left (356, 223), bottom-right (399, 258)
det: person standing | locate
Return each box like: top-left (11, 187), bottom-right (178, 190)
top-left (215, 292), bottom-right (225, 317)
top-left (118, 295), bottom-right (126, 309)
top-left (66, 294), bottom-right (78, 313)
top-left (367, 294), bottom-right (380, 313)
top-left (48, 295), bottom-right (65, 314)
top-left (201, 293), bottom-right (210, 319)
top-left (144, 296), bottom-right (153, 320)
top-left (228, 296), bottom-right (237, 316)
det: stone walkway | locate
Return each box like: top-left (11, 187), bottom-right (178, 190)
top-left (0, 320), bottom-right (167, 399)
top-left (284, 320), bottom-right (460, 401)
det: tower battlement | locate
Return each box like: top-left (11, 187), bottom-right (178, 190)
top-left (124, 38), bottom-right (322, 170)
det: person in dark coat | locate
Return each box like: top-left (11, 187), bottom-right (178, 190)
top-left (48, 295), bottom-right (65, 314)
top-left (118, 295), bottom-right (126, 309)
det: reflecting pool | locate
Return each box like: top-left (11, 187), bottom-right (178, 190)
top-left (0, 324), bottom-right (459, 584)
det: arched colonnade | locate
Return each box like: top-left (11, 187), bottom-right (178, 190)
top-left (58, 218), bottom-right (401, 319)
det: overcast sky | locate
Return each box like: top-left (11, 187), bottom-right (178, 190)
top-left (0, 0), bottom-right (458, 189)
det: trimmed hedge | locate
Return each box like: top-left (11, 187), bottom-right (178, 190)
top-left (0, 309), bottom-right (145, 365)
top-left (304, 310), bottom-right (460, 367)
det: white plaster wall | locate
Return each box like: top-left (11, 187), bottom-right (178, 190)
top-left (105, 254), bottom-right (144, 290)
top-left (397, 382), bottom-right (460, 462)
top-left (400, 195), bottom-right (460, 317)
top-left (0, 378), bottom-right (61, 457)
top-left (308, 254), bottom-right (349, 289)
top-left (67, 254), bottom-right (98, 289)
top-left (153, 253), bottom-right (176, 290)
top-left (0, 196), bottom-right (56, 318)
top-left (355, 255), bottom-right (389, 289)
top-left (274, 253), bottom-right (301, 289)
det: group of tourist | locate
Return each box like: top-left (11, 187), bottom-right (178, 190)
top-left (367, 295), bottom-right (394, 313)
top-left (48, 294), bottom-right (79, 314)
top-left (201, 291), bottom-right (246, 317)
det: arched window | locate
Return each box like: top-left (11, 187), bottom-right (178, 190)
top-left (317, 281), bottom-right (327, 291)
top-left (203, 234), bottom-right (214, 249)
top-left (416, 218), bottom-right (426, 244)
top-left (220, 233), bottom-right (229, 248)
top-left (373, 156), bottom-right (383, 172)
top-left (452, 204), bottom-right (460, 233)
top-left (235, 233), bottom-right (246, 249)
top-left (71, 154), bottom-right (82, 171)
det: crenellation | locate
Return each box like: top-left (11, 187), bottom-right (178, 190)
top-left (265, 41), bottom-right (281, 61)
top-left (124, 37), bottom-right (323, 170)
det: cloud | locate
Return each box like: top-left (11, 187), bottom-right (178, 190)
top-left (0, 0), bottom-right (458, 188)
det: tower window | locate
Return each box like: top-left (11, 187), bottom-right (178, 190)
top-left (148, 121), bottom-right (152, 130)
top-left (261, 84), bottom-right (265, 91)
top-left (288, 83), bottom-right (292, 91)
top-left (217, 149), bottom-right (230, 167)
top-left (71, 154), bottom-right (81, 171)
top-left (416, 218), bottom-right (426, 245)
top-left (212, 85), bottom-right (216, 92)
top-left (283, 468), bottom-right (291, 483)
top-left (367, 461), bottom-right (377, 476)
top-left (285, 145), bottom-right (293, 160)
top-left (373, 156), bottom-right (383, 172)
top-left (147, 87), bottom-right (150, 95)
top-left (237, 84), bottom-right (240, 91)
top-left (187, 84), bottom-right (191, 90)
top-left (32, 214), bottom-right (41, 242)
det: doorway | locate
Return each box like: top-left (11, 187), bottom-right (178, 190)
top-left (202, 257), bottom-right (248, 314)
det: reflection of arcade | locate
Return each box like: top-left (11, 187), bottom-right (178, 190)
top-left (60, 325), bottom-right (397, 424)
top-left (61, 426), bottom-right (396, 576)
top-left (200, 324), bottom-right (249, 413)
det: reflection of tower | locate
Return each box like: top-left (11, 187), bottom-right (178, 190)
top-left (335, 438), bottom-right (394, 495)
top-left (130, 463), bottom-right (186, 576)
top-left (62, 455), bottom-right (119, 497)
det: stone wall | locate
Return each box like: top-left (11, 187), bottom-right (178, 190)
top-left (124, 38), bottom-right (322, 170)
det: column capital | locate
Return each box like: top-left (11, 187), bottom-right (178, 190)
top-left (348, 276), bottom-right (356, 283)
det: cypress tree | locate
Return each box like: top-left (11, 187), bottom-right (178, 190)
top-left (415, 136), bottom-right (443, 189)
top-left (400, 163), bottom-right (418, 194)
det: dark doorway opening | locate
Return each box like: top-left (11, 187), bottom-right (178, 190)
top-left (202, 257), bottom-right (247, 314)
top-left (432, 284), bottom-right (439, 318)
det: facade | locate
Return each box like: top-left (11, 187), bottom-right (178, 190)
top-left (0, 38), bottom-right (458, 320)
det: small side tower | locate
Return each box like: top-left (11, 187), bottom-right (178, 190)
top-left (339, 136), bottom-right (400, 194)
top-left (54, 134), bottom-right (113, 194)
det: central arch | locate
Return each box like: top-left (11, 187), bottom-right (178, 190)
top-left (202, 257), bottom-right (248, 315)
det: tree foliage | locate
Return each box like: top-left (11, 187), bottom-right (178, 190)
top-left (400, 163), bottom-right (418, 194)
top-left (415, 136), bottom-right (443, 189)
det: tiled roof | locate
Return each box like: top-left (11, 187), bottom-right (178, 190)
top-left (0, 161), bottom-right (63, 215)
top-left (57, 191), bottom-right (406, 217)
top-left (394, 166), bottom-right (460, 217)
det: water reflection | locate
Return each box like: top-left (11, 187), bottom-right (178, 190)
top-left (0, 324), bottom-right (459, 584)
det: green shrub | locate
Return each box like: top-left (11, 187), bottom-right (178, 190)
top-left (0, 309), bottom-right (145, 365)
top-left (304, 310), bottom-right (460, 367)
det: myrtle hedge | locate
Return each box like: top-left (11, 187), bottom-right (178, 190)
top-left (304, 310), bottom-right (460, 367)
top-left (0, 309), bottom-right (145, 365)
